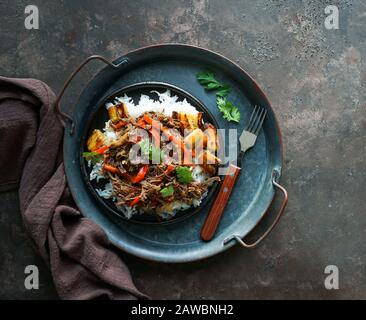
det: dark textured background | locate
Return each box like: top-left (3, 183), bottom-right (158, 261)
top-left (0, 0), bottom-right (365, 299)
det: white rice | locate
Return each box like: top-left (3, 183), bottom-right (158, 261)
top-left (89, 161), bottom-right (105, 182)
top-left (116, 203), bottom-right (138, 220)
top-left (90, 90), bottom-right (208, 220)
top-left (116, 89), bottom-right (199, 118)
top-left (96, 181), bottom-right (114, 199)
top-left (192, 165), bottom-right (209, 183)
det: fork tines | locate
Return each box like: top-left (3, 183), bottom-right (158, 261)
top-left (246, 105), bottom-right (267, 135)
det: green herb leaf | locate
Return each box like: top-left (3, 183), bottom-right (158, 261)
top-left (216, 84), bottom-right (231, 98)
top-left (196, 71), bottom-right (229, 96)
top-left (216, 97), bottom-right (241, 123)
top-left (176, 166), bottom-right (193, 184)
top-left (160, 185), bottom-right (174, 197)
top-left (82, 151), bottom-right (103, 164)
top-left (206, 82), bottom-right (222, 90)
top-left (197, 70), bottom-right (239, 123)
top-left (196, 71), bottom-right (219, 86)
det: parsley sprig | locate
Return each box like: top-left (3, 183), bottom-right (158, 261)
top-left (175, 166), bottom-right (193, 184)
top-left (196, 71), bottom-right (240, 123)
top-left (160, 185), bottom-right (174, 197)
top-left (197, 71), bottom-right (231, 98)
top-left (217, 97), bottom-right (241, 123)
top-left (82, 151), bottom-right (103, 164)
top-left (216, 85), bottom-right (231, 99)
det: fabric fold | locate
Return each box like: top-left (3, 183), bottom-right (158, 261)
top-left (0, 76), bottom-right (147, 300)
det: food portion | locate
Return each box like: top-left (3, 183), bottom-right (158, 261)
top-left (84, 90), bottom-right (221, 220)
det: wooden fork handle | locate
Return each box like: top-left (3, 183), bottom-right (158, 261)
top-left (201, 164), bottom-right (241, 241)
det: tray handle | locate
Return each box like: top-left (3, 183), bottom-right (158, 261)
top-left (223, 170), bottom-right (288, 248)
top-left (55, 55), bottom-right (129, 134)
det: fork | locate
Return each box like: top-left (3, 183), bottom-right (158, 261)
top-left (201, 105), bottom-right (267, 241)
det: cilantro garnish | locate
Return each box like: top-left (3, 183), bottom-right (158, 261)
top-left (160, 185), bottom-right (174, 197)
top-left (216, 97), bottom-right (241, 123)
top-left (82, 151), bottom-right (103, 164)
top-left (196, 70), bottom-right (240, 123)
top-left (216, 85), bottom-right (231, 98)
top-left (196, 71), bottom-right (231, 98)
top-left (176, 166), bottom-right (193, 184)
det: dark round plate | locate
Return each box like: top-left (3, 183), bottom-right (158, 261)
top-left (81, 82), bottom-right (220, 225)
top-left (63, 44), bottom-right (283, 263)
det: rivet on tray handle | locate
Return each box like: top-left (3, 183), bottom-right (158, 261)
top-left (55, 55), bottom-right (129, 134)
top-left (223, 170), bottom-right (288, 248)
top-left (201, 164), bottom-right (241, 241)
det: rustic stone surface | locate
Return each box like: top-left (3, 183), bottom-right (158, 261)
top-left (0, 0), bottom-right (365, 299)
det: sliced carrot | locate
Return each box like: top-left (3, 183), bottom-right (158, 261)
top-left (136, 118), bottom-right (147, 128)
top-left (143, 113), bottom-right (153, 124)
top-left (103, 164), bottom-right (119, 174)
top-left (111, 120), bottom-right (127, 130)
top-left (95, 146), bottom-right (109, 154)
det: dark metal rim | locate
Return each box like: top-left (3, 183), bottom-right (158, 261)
top-left (80, 81), bottom-right (221, 226)
top-left (223, 169), bottom-right (288, 248)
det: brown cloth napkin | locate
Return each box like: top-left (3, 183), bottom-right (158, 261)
top-left (0, 76), bottom-right (148, 300)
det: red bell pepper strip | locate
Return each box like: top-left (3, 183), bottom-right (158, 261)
top-left (95, 146), bottom-right (109, 154)
top-left (130, 165), bottom-right (149, 183)
top-left (111, 120), bottom-right (127, 130)
top-left (127, 195), bottom-right (142, 207)
top-left (103, 163), bottom-right (119, 174)
top-left (164, 164), bottom-right (175, 175)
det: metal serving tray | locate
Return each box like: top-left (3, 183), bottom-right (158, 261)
top-left (58, 44), bottom-right (286, 263)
